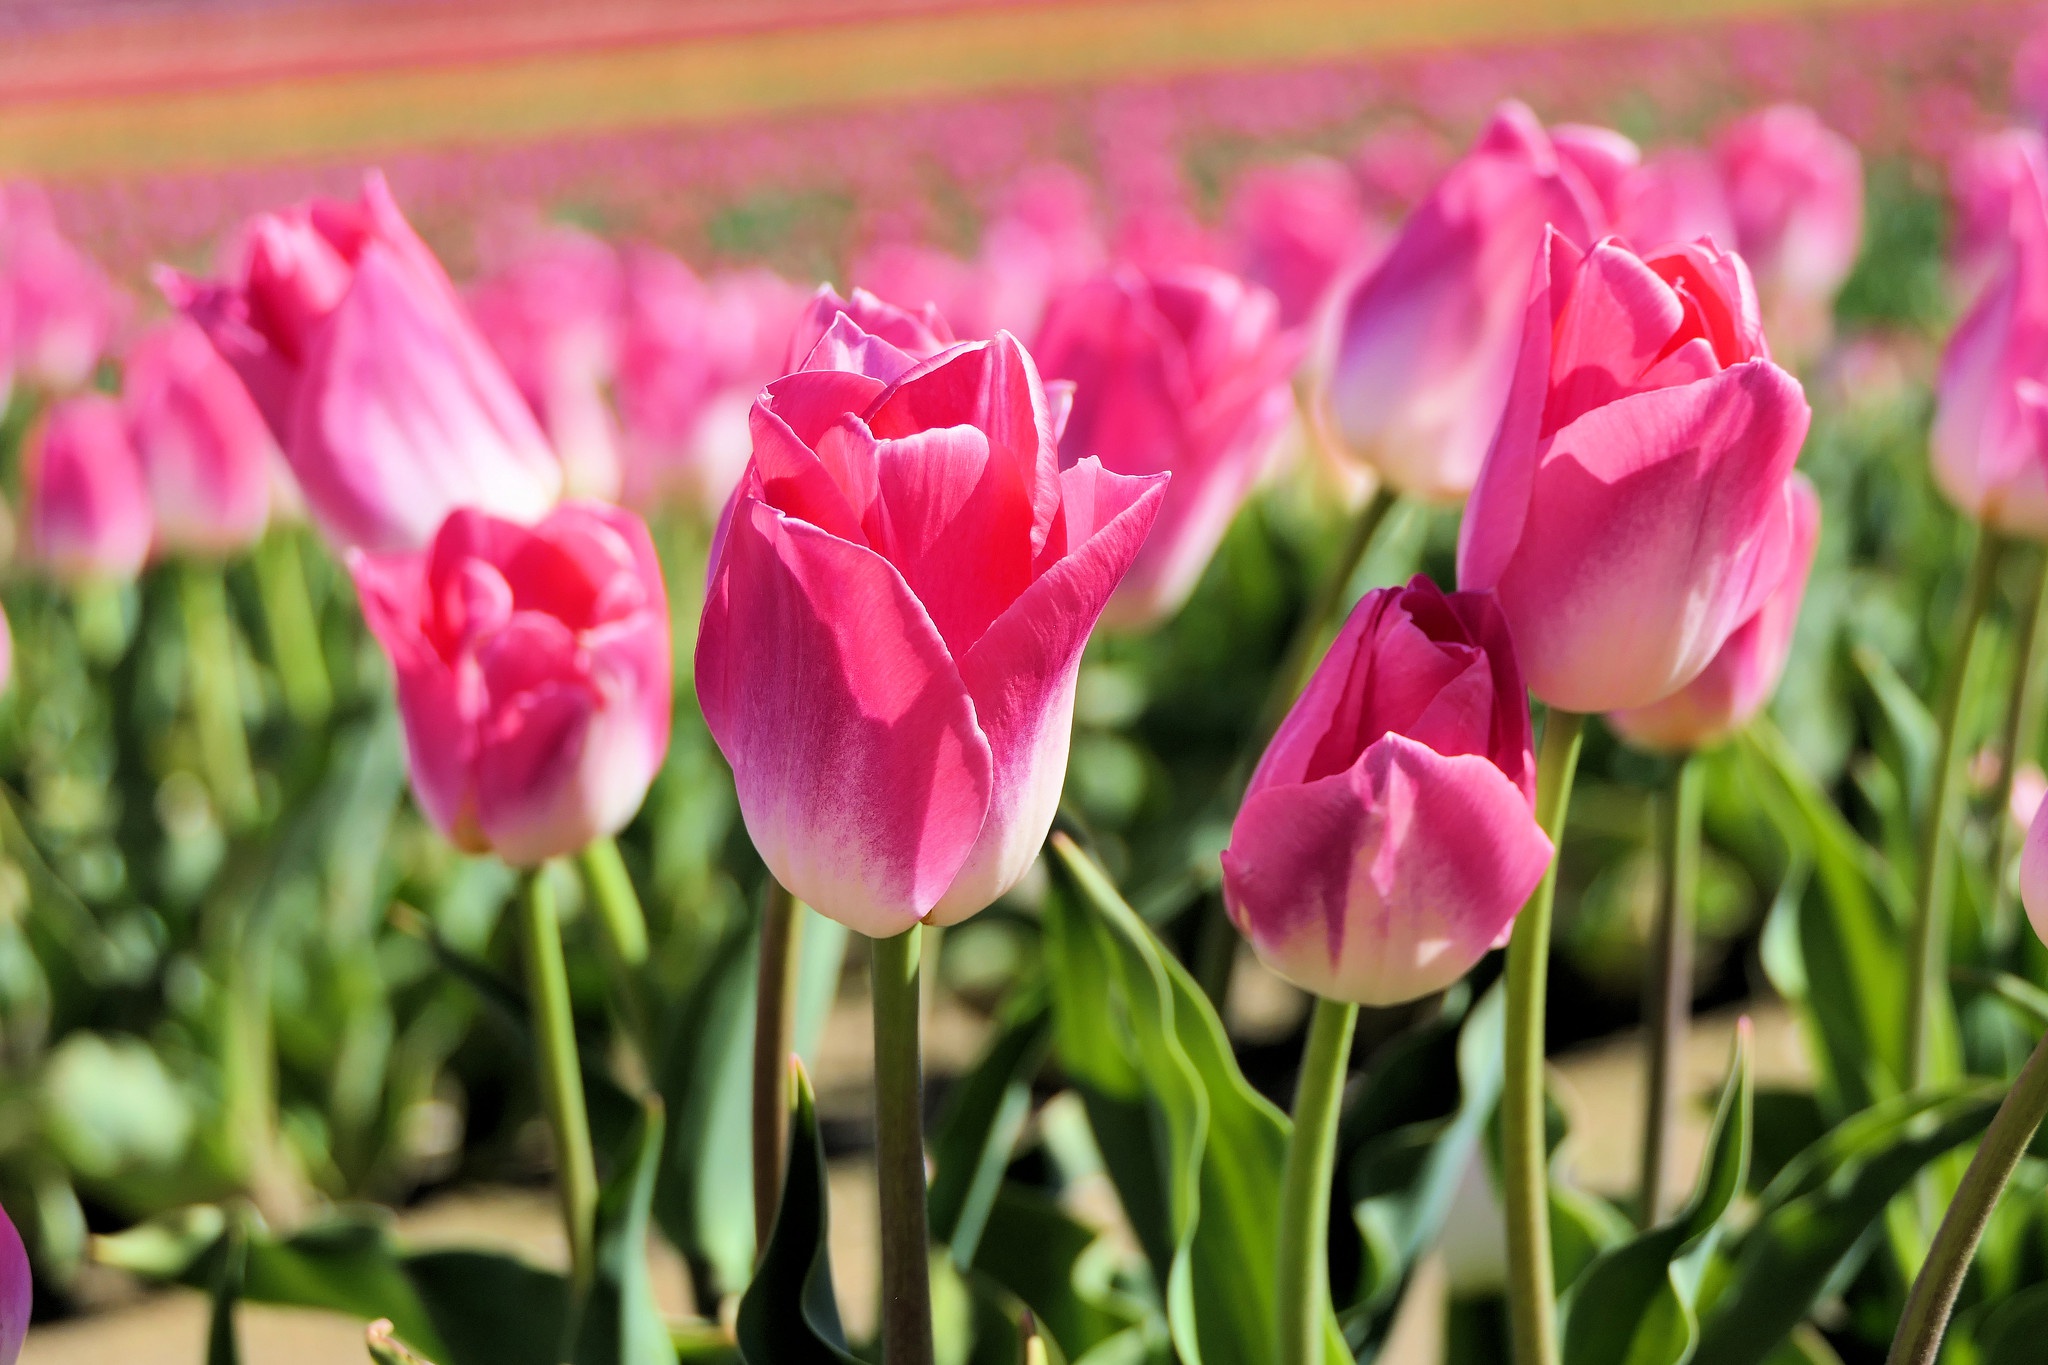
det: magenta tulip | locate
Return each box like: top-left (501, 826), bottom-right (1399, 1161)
top-left (1608, 473), bottom-right (1821, 750)
top-left (696, 315), bottom-right (1167, 935)
top-left (1221, 576), bottom-right (1551, 1005)
top-left (2, 183), bottom-right (127, 393)
top-left (350, 502), bottom-right (671, 866)
top-left (1715, 105), bottom-right (1863, 360)
top-left (1225, 156), bottom-right (1379, 331)
top-left (1459, 232), bottom-right (1810, 713)
top-left (1035, 264), bottom-right (1300, 627)
top-left (1326, 102), bottom-right (1628, 502)
top-left (783, 285), bottom-right (954, 368)
top-left (122, 319), bottom-right (273, 556)
top-left (162, 172), bottom-right (561, 552)
top-left (0, 1198), bottom-right (25, 1365)
top-left (27, 394), bottom-right (153, 582)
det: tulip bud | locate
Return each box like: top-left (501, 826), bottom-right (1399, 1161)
top-left (122, 319), bottom-right (274, 557)
top-left (1224, 156), bottom-right (1378, 331)
top-left (1951, 131), bottom-right (2048, 304)
top-left (350, 502), bottom-right (672, 866)
top-left (1610, 148), bottom-right (1737, 255)
top-left (2, 182), bottom-right (127, 392)
top-left (2019, 787), bottom-right (2048, 948)
top-left (1221, 576), bottom-right (1552, 1005)
top-left (1459, 232), bottom-right (1811, 713)
top-left (27, 394), bottom-right (153, 582)
top-left (696, 313), bottom-right (1167, 935)
top-left (0, 1198), bottom-right (25, 1365)
top-left (1714, 105), bottom-right (1863, 361)
top-left (164, 172), bottom-right (562, 553)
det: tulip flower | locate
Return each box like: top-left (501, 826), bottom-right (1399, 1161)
top-left (1951, 131), bottom-right (2048, 304)
top-left (1220, 575), bottom-right (1551, 1005)
top-left (1714, 105), bottom-right (1864, 361)
top-left (0, 1198), bottom-right (24, 1365)
top-left (1459, 232), bottom-right (1810, 713)
top-left (1034, 264), bottom-right (1300, 627)
top-left (1326, 102), bottom-right (1628, 502)
top-left (1, 182), bottom-right (127, 392)
top-left (122, 319), bottom-right (274, 557)
top-left (696, 315), bottom-right (1167, 935)
top-left (1608, 473), bottom-right (1821, 750)
top-left (162, 171), bottom-right (561, 552)
top-left (1610, 148), bottom-right (1737, 255)
top-left (26, 393), bottom-right (153, 582)
top-left (1224, 156), bottom-right (1379, 331)
top-left (350, 502), bottom-right (671, 866)
top-left (783, 284), bottom-right (954, 367)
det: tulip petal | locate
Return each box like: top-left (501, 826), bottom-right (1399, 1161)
top-left (1544, 241), bottom-right (1687, 436)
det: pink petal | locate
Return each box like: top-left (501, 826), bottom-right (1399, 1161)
top-left (1543, 240), bottom-right (1687, 436)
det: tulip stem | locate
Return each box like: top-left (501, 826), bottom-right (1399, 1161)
top-left (180, 563), bottom-right (261, 830)
top-left (516, 866), bottom-right (598, 1303)
top-left (1908, 530), bottom-right (2008, 1089)
top-left (1990, 548), bottom-right (2048, 954)
top-left (753, 879), bottom-right (804, 1252)
top-left (252, 528), bottom-right (333, 728)
top-left (1638, 752), bottom-right (1702, 1228)
top-left (1887, 1025), bottom-right (2048, 1365)
top-left (577, 837), bottom-right (651, 969)
top-left (871, 925), bottom-right (934, 1365)
top-left (1503, 708), bottom-right (1586, 1365)
top-left (1276, 995), bottom-right (1358, 1365)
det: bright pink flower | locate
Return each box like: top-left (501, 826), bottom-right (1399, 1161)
top-left (1550, 123), bottom-right (1644, 220)
top-left (1458, 232), bottom-right (1810, 713)
top-left (1225, 156), bottom-right (1380, 330)
top-left (122, 319), bottom-right (273, 556)
top-left (1035, 264), bottom-right (1300, 627)
top-left (162, 172), bottom-right (561, 552)
top-left (1714, 106), bottom-right (1864, 359)
top-left (696, 316), bottom-right (1167, 934)
top-left (1326, 102), bottom-right (1629, 502)
top-left (350, 502), bottom-right (671, 866)
top-left (1611, 148), bottom-right (1737, 255)
top-left (1221, 576), bottom-right (1551, 1006)
top-left (0, 1198), bottom-right (25, 1365)
top-left (1, 183), bottom-right (128, 392)
top-left (1608, 473), bottom-right (1821, 750)
top-left (2020, 782), bottom-right (2048, 946)
top-left (26, 394), bottom-right (153, 582)
top-left (1952, 130), bottom-right (2048, 305)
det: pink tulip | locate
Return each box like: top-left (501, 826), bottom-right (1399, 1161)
top-left (26, 394), bottom-right (153, 582)
top-left (1221, 575), bottom-right (1552, 1005)
top-left (162, 172), bottom-right (561, 553)
top-left (1550, 123), bottom-right (1644, 220)
top-left (696, 315), bottom-right (1168, 934)
top-left (1035, 264), bottom-right (1300, 627)
top-left (469, 225), bottom-right (626, 501)
top-left (2019, 783), bottom-right (2048, 947)
top-left (1326, 102), bottom-right (1628, 503)
top-left (1458, 232), bottom-right (1810, 713)
top-left (784, 285), bottom-right (954, 367)
top-left (0, 1198), bottom-right (25, 1365)
top-left (1611, 148), bottom-right (1737, 255)
top-left (350, 502), bottom-right (671, 866)
top-left (2013, 762), bottom-right (2048, 833)
top-left (122, 319), bottom-right (273, 556)
top-left (1224, 156), bottom-right (1379, 330)
top-left (1608, 473), bottom-right (1821, 750)
top-left (1, 183), bottom-right (128, 392)
top-left (1714, 106), bottom-right (1864, 360)
top-left (1952, 130), bottom-right (2048, 305)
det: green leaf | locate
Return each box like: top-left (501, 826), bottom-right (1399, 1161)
top-left (1979, 1283), bottom-right (2048, 1365)
top-left (1561, 1022), bottom-right (1754, 1365)
top-left (735, 1060), bottom-right (860, 1365)
top-left (404, 1251), bottom-right (568, 1365)
top-left (208, 1213), bottom-right (247, 1365)
top-left (368, 1320), bottom-right (440, 1365)
top-left (967, 1183), bottom-right (1147, 1358)
top-left (1849, 644), bottom-right (1937, 815)
top-left (573, 1098), bottom-right (680, 1365)
top-left (929, 986), bottom-right (1052, 1266)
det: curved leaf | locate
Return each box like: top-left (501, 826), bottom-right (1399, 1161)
top-left (735, 1060), bottom-right (860, 1365)
top-left (930, 985), bottom-right (1052, 1266)
top-left (573, 1097), bottom-right (680, 1365)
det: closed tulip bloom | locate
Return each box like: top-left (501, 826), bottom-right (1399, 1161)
top-left (2019, 783), bottom-right (2048, 948)
top-left (1715, 106), bottom-right (1863, 358)
top-left (696, 316), bottom-right (1167, 935)
top-left (0, 1198), bottom-right (25, 1365)
top-left (163, 172), bottom-right (561, 552)
top-left (2, 183), bottom-right (127, 392)
top-left (1608, 473), bottom-right (1821, 750)
top-left (1221, 576), bottom-right (1552, 1005)
top-left (350, 502), bottom-right (671, 866)
top-left (1225, 156), bottom-right (1379, 330)
top-left (1459, 232), bottom-right (1810, 713)
top-left (1611, 147), bottom-right (1737, 255)
top-left (1327, 102), bottom-right (1627, 502)
top-left (1952, 130), bottom-right (2048, 308)
top-left (123, 319), bottom-right (273, 556)
top-left (1035, 264), bottom-right (1300, 627)
top-left (27, 394), bottom-right (153, 582)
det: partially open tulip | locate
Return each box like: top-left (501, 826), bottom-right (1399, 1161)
top-left (27, 394), bottom-right (153, 582)
top-left (1608, 473), bottom-right (1821, 750)
top-left (696, 316), bottom-right (1168, 935)
top-left (163, 172), bottom-right (561, 552)
top-left (0, 1198), bottom-right (25, 1365)
top-left (2, 182), bottom-right (127, 392)
top-left (1459, 232), bottom-right (1810, 713)
top-left (1034, 264), bottom-right (1300, 627)
top-left (1326, 102), bottom-right (1627, 502)
top-left (784, 285), bottom-right (954, 367)
top-left (1611, 148), bottom-right (1737, 255)
top-left (350, 502), bottom-right (671, 866)
top-left (122, 319), bottom-right (273, 556)
top-left (1714, 106), bottom-right (1863, 360)
top-left (1225, 156), bottom-right (1379, 331)
top-left (1221, 576), bottom-right (1551, 1005)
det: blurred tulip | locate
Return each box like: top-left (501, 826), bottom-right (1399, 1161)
top-left (2014, 762), bottom-right (2048, 832)
top-left (1611, 147), bottom-right (1737, 254)
top-left (1953, 130), bottom-right (2048, 306)
top-left (1224, 156), bottom-right (1379, 330)
top-left (0, 1199), bottom-right (24, 1365)
top-left (1608, 473), bottom-right (1821, 749)
top-left (1715, 105), bottom-right (1864, 360)
top-left (1, 183), bottom-right (128, 392)
top-left (2020, 782), bottom-right (2048, 946)
top-left (1550, 123), bottom-right (1644, 218)
top-left (697, 313), bottom-right (1167, 935)
top-left (122, 319), bottom-right (273, 556)
top-left (1221, 576), bottom-right (1551, 1005)
top-left (350, 502), bottom-right (671, 866)
top-left (27, 393), bottom-right (153, 582)
top-left (1459, 232), bottom-right (1810, 713)
top-left (1326, 102), bottom-right (1628, 502)
top-left (1035, 264), bottom-right (1300, 627)
top-left (163, 172), bottom-right (561, 552)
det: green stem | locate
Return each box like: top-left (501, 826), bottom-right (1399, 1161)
top-left (577, 837), bottom-right (651, 969)
top-left (71, 578), bottom-right (130, 666)
top-left (1909, 530), bottom-right (2008, 1088)
top-left (1886, 1027), bottom-right (2048, 1365)
top-left (752, 879), bottom-right (803, 1251)
top-left (180, 563), bottom-right (260, 829)
top-left (1277, 995), bottom-right (1359, 1365)
top-left (871, 927), bottom-right (934, 1365)
top-left (1503, 709), bottom-right (1587, 1365)
top-left (1639, 753), bottom-right (1702, 1228)
top-left (1990, 549), bottom-right (2048, 954)
top-left (517, 867), bottom-right (598, 1301)
top-left (252, 529), bottom-right (332, 727)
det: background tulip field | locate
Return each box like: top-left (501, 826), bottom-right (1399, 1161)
top-left (9, 1), bottom-right (2048, 1363)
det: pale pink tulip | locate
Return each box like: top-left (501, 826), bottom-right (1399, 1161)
top-left (122, 319), bottom-right (274, 556)
top-left (1, 183), bottom-right (128, 392)
top-left (1611, 148), bottom-right (1737, 255)
top-left (1952, 130), bottom-right (2048, 305)
top-left (1715, 105), bottom-right (1864, 360)
top-left (2019, 783), bottom-right (2048, 946)
top-left (1225, 157), bottom-right (1380, 331)
top-left (26, 394), bottom-right (153, 582)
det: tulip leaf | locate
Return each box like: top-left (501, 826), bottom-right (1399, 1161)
top-left (734, 1060), bottom-right (860, 1365)
top-left (1560, 1023), bottom-right (1753, 1365)
top-left (404, 1251), bottom-right (569, 1365)
top-left (1979, 1283), bottom-right (2048, 1365)
top-left (572, 1097), bottom-right (679, 1365)
top-left (966, 1182), bottom-right (1148, 1358)
top-left (207, 1213), bottom-right (247, 1365)
top-left (929, 984), bottom-right (1052, 1265)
